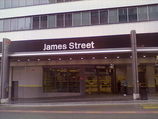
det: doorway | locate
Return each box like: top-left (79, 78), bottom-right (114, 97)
top-left (85, 66), bottom-right (115, 94)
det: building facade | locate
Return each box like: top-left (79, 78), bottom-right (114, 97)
top-left (0, 0), bottom-right (158, 99)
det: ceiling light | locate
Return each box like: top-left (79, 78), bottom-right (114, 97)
top-left (81, 58), bottom-right (83, 60)
top-left (92, 57), bottom-right (95, 59)
top-left (143, 55), bottom-right (146, 58)
top-left (18, 60), bottom-right (20, 61)
top-left (104, 57), bottom-right (107, 59)
top-left (27, 59), bottom-right (30, 61)
top-left (117, 56), bottom-right (120, 58)
top-left (70, 58), bottom-right (72, 60)
top-left (48, 59), bottom-right (51, 61)
top-left (59, 58), bottom-right (61, 60)
top-left (38, 59), bottom-right (40, 61)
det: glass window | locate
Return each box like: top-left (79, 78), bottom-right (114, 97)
top-left (26, 0), bottom-right (33, 5)
top-left (73, 12), bottom-right (81, 26)
top-left (82, 11), bottom-right (90, 25)
top-left (25, 17), bottom-right (32, 29)
top-left (11, 0), bottom-right (18, 7)
top-left (119, 8), bottom-right (127, 23)
top-left (40, 0), bottom-right (49, 4)
top-left (4, 19), bottom-right (10, 31)
top-left (43, 68), bottom-right (80, 93)
top-left (65, 0), bottom-right (72, 1)
top-left (40, 15), bottom-right (47, 29)
top-left (128, 7), bottom-right (137, 22)
top-left (138, 6), bottom-right (148, 21)
top-left (148, 5), bottom-right (158, 20)
top-left (11, 19), bottom-right (17, 31)
top-left (48, 15), bottom-right (56, 28)
top-left (65, 13), bottom-right (72, 27)
top-left (33, 0), bottom-right (40, 5)
top-left (18, 0), bottom-right (26, 6)
top-left (57, 14), bottom-right (64, 27)
top-left (100, 10), bottom-right (108, 24)
top-left (0, 0), bottom-right (4, 9)
top-left (18, 18), bottom-right (25, 30)
top-left (91, 10), bottom-right (99, 25)
top-left (33, 16), bottom-right (40, 29)
top-left (0, 20), bottom-right (3, 32)
top-left (4, 0), bottom-right (11, 8)
top-left (57, 0), bottom-right (64, 2)
top-left (48, 0), bottom-right (56, 3)
top-left (109, 9), bottom-right (118, 23)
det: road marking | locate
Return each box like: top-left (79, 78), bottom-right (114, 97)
top-left (141, 104), bottom-right (158, 109)
top-left (0, 110), bottom-right (158, 114)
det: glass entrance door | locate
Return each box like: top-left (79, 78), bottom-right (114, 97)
top-left (85, 67), bottom-right (113, 94)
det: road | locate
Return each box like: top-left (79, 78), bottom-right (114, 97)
top-left (0, 103), bottom-right (158, 119)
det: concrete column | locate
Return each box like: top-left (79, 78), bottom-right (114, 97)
top-left (0, 38), bottom-right (11, 104)
top-left (80, 67), bottom-right (85, 96)
top-left (130, 30), bottom-right (139, 100)
top-left (146, 64), bottom-right (155, 93)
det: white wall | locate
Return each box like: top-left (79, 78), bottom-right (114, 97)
top-left (0, 21), bottom-right (157, 41)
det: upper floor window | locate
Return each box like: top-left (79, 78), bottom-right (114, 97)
top-left (0, 0), bottom-right (4, 9)
top-left (91, 10), bottom-right (99, 25)
top-left (148, 5), bottom-right (158, 20)
top-left (65, 13), bottom-right (72, 27)
top-left (72, 12), bottom-right (81, 26)
top-left (0, 20), bottom-right (3, 32)
top-left (33, 16), bottom-right (40, 29)
top-left (128, 7), bottom-right (137, 22)
top-left (57, 14), bottom-right (64, 27)
top-left (82, 11), bottom-right (90, 26)
top-left (48, 15), bottom-right (56, 28)
top-left (119, 8), bottom-right (127, 23)
top-left (109, 9), bottom-right (118, 23)
top-left (138, 6), bottom-right (148, 21)
top-left (100, 10), bottom-right (108, 24)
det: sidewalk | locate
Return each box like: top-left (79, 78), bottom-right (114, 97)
top-left (2, 93), bottom-right (158, 106)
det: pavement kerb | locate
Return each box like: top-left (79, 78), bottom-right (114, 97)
top-left (1, 100), bottom-right (158, 107)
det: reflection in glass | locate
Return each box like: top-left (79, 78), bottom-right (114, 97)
top-left (82, 11), bottom-right (90, 25)
top-left (19, 0), bottom-right (26, 6)
top-left (40, 16), bottom-right (47, 28)
top-left (48, 15), bottom-right (56, 28)
top-left (100, 10), bottom-right (108, 24)
top-left (11, 19), bottom-right (18, 31)
top-left (73, 12), bottom-right (81, 26)
top-left (91, 11), bottom-right (99, 25)
top-left (128, 7), bottom-right (137, 22)
top-left (33, 0), bottom-right (40, 5)
top-left (138, 6), bottom-right (148, 21)
top-left (109, 9), bottom-right (118, 23)
top-left (65, 13), bottom-right (72, 27)
top-left (148, 5), bottom-right (158, 20)
top-left (57, 0), bottom-right (64, 2)
top-left (4, 19), bottom-right (10, 31)
top-left (33, 16), bottom-right (40, 29)
top-left (119, 8), bottom-right (127, 23)
top-left (11, 0), bottom-right (18, 7)
top-left (4, 0), bottom-right (11, 8)
top-left (26, 0), bottom-right (33, 5)
top-left (18, 18), bottom-right (25, 30)
top-left (25, 17), bottom-right (32, 29)
top-left (0, 20), bottom-right (3, 31)
top-left (57, 14), bottom-right (64, 27)
top-left (40, 0), bottom-right (49, 4)
top-left (0, 0), bottom-right (4, 9)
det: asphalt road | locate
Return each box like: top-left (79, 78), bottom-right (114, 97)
top-left (0, 103), bottom-right (158, 119)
